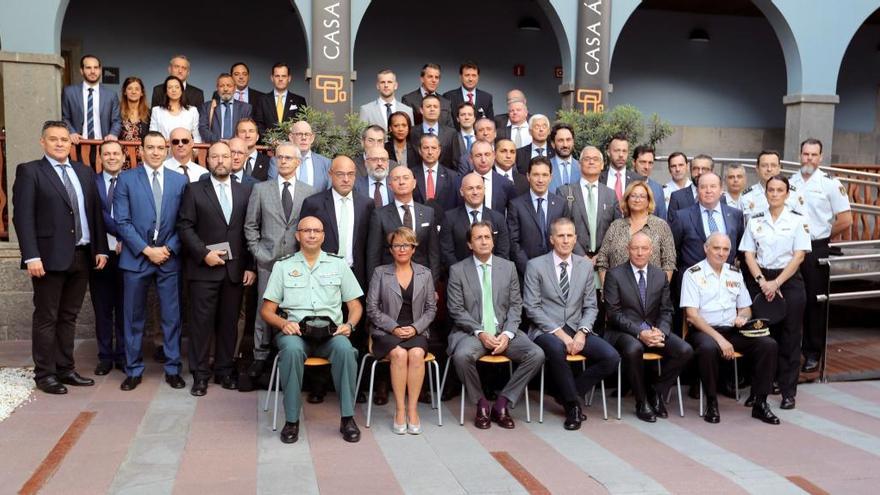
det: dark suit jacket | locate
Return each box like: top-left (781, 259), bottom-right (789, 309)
top-left (383, 141), bottom-right (419, 171)
top-left (408, 125), bottom-right (460, 170)
top-left (495, 167), bottom-right (530, 197)
top-left (603, 263), bottom-right (673, 340)
top-left (354, 176), bottom-right (393, 206)
top-left (440, 206), bottom-right (510, 266)
top-left (94, 172), bottom-right (119, 238)
top-left (515, 143), bottom-right (555, 174)
top-left (411, 164), bottom-right (462, 213)
top-left (494, 114), bottom-right (531, 141)
top-left (198, 99), bottom-right (253, 143)
top-left (442, 87), bottom-right (494, 127)
top-left (671, 202), bottom-right (744, 270)
top-left (400, 89), bottom-right (455, 129)
top-left (300, 189), bottom-right (375, 290)
top-left (366, 200), bottom-right (442, 282)
top-left (151, 83), bottom-right (204, 109)
top-left (247, 152), bottom-right (272, 182)
top-left (253, 90), bottom-right (307, 136)
top-left (598, 168), bottom-right (646, 189)
top-left (556, 181), bottom-right (621, 254)
top-left (667, 185), bottom-right (696, 222)
top-left (211, 87), bottom-right (265, 105)
top-left (61, 84), bottom-right (122, 137)
top-left (644, 178), bottom-right (668, 221)
top-left (481, 170), bottom-right (516, 215)
top-left (507, 191), bottom-right (573, 275)
top-left (12, 158), bottom-right (109, 270)
top-left (176, 178), bottom-right (254, 282)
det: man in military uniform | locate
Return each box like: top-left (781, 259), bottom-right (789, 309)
top-left (739, 150), bottom-right (803, 224)
top-left (788, 139), bottom-right (852, 373)
top-left (259, 216), bottom-right (364, 444)
top-left (680, 233), bottom-right (780, 425)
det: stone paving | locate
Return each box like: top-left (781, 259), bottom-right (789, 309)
top-left (2, 339), bottom-right (879, 494)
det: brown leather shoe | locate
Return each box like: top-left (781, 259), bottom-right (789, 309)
top-left (490, 406), bottom-right (516, 429)
top-left (474, 404), bottom-right (491, 429)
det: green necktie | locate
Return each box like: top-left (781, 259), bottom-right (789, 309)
top-left (481, 263), bottom-right (496, 335)
top-left (585, 183), bottom-right (597, 252)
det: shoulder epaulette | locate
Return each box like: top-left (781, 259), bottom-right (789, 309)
top-left (326, 253), bottom-right (344, 259)
top-left (791, 210), bottom-right (802, 216)
top-left (688, 265), bottom-right (702, 273)
top-left (789, 184), bottom-right (797, 192)
top-left (751, 212), bottom-right (765, 219)
top-left (745, 185), bottom-right (756, 193)
top-left (277, 254), bottom-right (293, 261)
top-left (728, 265), bottom-right (740, 273)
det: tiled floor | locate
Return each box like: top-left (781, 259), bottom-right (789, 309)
top-left (2, 339), bottom-right (879, 494)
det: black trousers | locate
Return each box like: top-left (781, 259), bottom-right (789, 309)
top-left (535, 329), bottom-right (620, 404)
top-left (31, 248), bottom-right (90, 381)
top-left (606, 332), bottom-right (693, 402)
top-left (188, 277), bottom-right (244, 380)
top-left (686, 330), bottom-right (777, 399)
top-left (747, 269), bottom-right (806, 398)
top-left (89, 251), bottom-right (125, 364)
top-left (800, 238), bottom-right (830, 359)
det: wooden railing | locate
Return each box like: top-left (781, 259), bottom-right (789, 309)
top-left (831, 164), bottom-right (880, 241)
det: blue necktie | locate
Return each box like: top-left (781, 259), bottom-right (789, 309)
top-left (559, 261), bottom-right (570, 302)
top-left (427, 127), bottom-right (435, 135)
top-left (706, 209), bottom-right (719, 234)
top-left (222, 101), bottom-right (233, 139)
top-left (465, 135), bottom-right (473, 153)
top-left (218, 183), bottom-right (231, 223)
top-left (536, 197), bottom-right (547, 247)
top-left (59, 164), bottom-right (83, 241)
top-left (638, 269), bottom-right (651, 330)
top-left (86, 88), bottom-right (95, 139)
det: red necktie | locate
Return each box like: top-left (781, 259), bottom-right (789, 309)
top-left (426, 168), bottom-right (435, 200)
top-left (467, 92), bottom-right (474, 104)
top-left (614, 171), bottom-right (623, 201)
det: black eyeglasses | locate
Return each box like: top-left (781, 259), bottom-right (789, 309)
top-left (171, 138), bottom-right (191, 145)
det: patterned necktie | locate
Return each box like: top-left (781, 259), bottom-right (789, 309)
top-left (338, 196), bottom-right (349, 257)
top-left (86, 88), bottom-right (95, 139)
top-left (427, 127), bottom-right (435, 135)
top-left (470, 210), bottom-right (479, 225)
top-left (638, 269), bottom-right (650, 330)
top-left (218, 182), bottom-right (231, 223)
top-left (706, 209), bottom-right (719, 234)
top-left (282, 181), bottom-right (293, 220)
top-left (59, 164), bottom-right (83, 241)
top-left (614, 171), bottom-right (623, 201)
top-left (401, 204), bottom-right (413, 230)
top-left (481, 263), bottom-right (496, 335)
top-left (275, 94), bottom-right (284, 123)
top-left (559, 261), bottom-right (570, 302)
top-left (151, 169), bottom-right (162, 239)
top-left (467, 92), bottom-right (474, 104)
top-left (536, 147), bottom-right (544, 157)
top-left (536, 197), bottom-right (547, 247)
top-left (373, 181), bottom-right (383, 207)
top-left (426, 168), bottom-right (435, 200)
top-left (585, 184), bottom-right (597, 252)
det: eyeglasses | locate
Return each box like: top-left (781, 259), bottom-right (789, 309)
top-left (171, 138), bottom-right (191, 145)
top-left (366, 157), bottom-right (389, 163)
top-left (364, 137), bottom-right (384, 145)
top-left (291, 132), bottom-right (313, 138)
top-left (230, 150), bottom-right (248, 156)
top-left (296, 228), bottom-right (324, 234)
top-left (391, 243), bottom-right (414, 250)
top-left (629, 194), bottom-right (648, 200)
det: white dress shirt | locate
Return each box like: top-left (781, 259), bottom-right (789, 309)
top-left (277, 174), bottom-right (297, 200)
top-left (422, 121), bottom-right (440, 135)
top-left (606, 166), bottom-right (627, 193)
top-left (233, 87), bottom-right (251, 103)
top-left (163, 158), bottom-right (208, 183)
top-left (81, 82), bottom-right (103, 138)
top-left (495, 165), bottom-right (515, 182)
top-left (478, 170), bottom-right (493, 209)
top-left (333, 189), bottom-right (356, 266)
top-left (465, 205), bottom-right (483, 224)
top-left (370, 177), bottom-right (390, 206)
top-left (509, 123), bottom-right (531, 147)
top-left (394, 199), bottom-right (416, 230)
top-left (699, 202), bottom-right (727, 236)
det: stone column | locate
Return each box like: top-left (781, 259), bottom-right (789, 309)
top-left (0, 51), bottom-right (66, 243)
top-left (783, 93), bottom-right (839, 165)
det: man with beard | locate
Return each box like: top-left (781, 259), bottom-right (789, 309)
top-left (600, 133), bottom-right (645, 203)
top-left (359, 69), bottom-right (413, 131)
top-left (354, 146), bottom-right (394, 207)
top-left (61, 54), bottom-right (121, 145)
top-left (548, 123), bottom-right (580, 193)
top-left (199, 73), bottom-right (253, 143)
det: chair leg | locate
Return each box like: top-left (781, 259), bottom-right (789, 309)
top-left (460, 382), bottom-right (466, 426)
top-left (355, 353), bottom-right (370, 400)
top-left (617, 361), bottom-right (622, 420)
top-left (272, 357), bottom-right (281, 432)
top-left (733, 357), bottom-right (740, 402)
top-left (264, 354), bottom-right (279, 412)
top-left (676, 377), bottom-right (684, 417)
top-left (427, 361), bottom-right (436, 410)
top-left (366, 360), bottom-right (379, 428)
top-left (699, 381), bottom-right (704, 417)
top-left (539, 365), bottom-right (545, 424)
top-left (433, 361), bottom-right (443, 426)
top-left (588, 386), bottom-right (595, 407)
top-left (600, 379), bottom-right (608, 420)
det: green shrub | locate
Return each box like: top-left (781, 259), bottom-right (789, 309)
top-left (261, 106), bottom-right (368, 158)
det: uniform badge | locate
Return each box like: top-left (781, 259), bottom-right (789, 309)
top-left (804, 224), bottom-right (810, 234)
top-left (839, 185), bottom-right (847, 196)
top-left (753, 319), bottom-right (764, 329)
top-left (756, 226), bottom-right (762, 234)
top-left (726, 280), bottom-right (739, 289)
top-left (799, 196), bottom-right (804, 205)
top-left (291, 270), bottom-right (302, 277)
top-left (749, 202), bottom-right (755, 210)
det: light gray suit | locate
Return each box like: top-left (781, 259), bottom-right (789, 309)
top-left (359, 99), bottom-right (414, 131)
top-left (366, 263), bottom-right (436, 339)
top-left (556, 181), bottom-right (621, 254)
top-left (523, 253), bottom-right (598, 339)
top-left (446, 256), bottom-right (544, 406)
top-left (244, 178), bottom-right (317, 359)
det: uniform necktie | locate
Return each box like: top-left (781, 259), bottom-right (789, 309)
top-left (481, 263), bottom-right (496, 335)
top-left (426, 168), bottom-right (435, 200)
top-left (536, 197), bottom-right (547, 246)
top-left (245, 157), bottom-right (253, 176)
top-left (275, 94), bottom-right (283, 123)
top-left (470, 210), bottom-right (479, 224)
top-left (151, 169), bottom-right (162, 239)
top-left (401, 203), bottom-right (413, 230)
top-left (107, 177), bottom-right (117, 212)
top-left (638, 269), bottom-right (650, 330)
top-left (464, 135), bottom-right (473, 154)
top-left (585, 183), bottom-right (597, 252)
top-left (221, 101), bottom-right (233, 139)
top-left (282, 181), bottom-right (293, 220)
top-left (59, 164), bottom-right (83, 241)
top-left (86, 88), bottom-right (95, 139)
top-left (467, 92), bottom-right (474, 104)
top-left (559, 261), bottom-right (570, 302)
top-left (338, 196), bottom-right (350, 257)
top-left (385, 103), bottom-right (392, 121)
top-left (218, 182), bottom-right (231, 223)
top-left (614, 171), bottom-right (623, 201)
top-left (513, 126), bottom-right (523, 148)
top-left (373, 181), bottom-right (383, 207)
top-left (706, 209), bottom-right (719, 234)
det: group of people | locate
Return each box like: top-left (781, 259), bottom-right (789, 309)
top-left (13, 54), bottom-right (853, 446)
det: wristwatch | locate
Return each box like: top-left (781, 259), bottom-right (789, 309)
top-left (755, 274), bottom-right (765, 282)
top-left (578, 327), bottom-right (593, 335)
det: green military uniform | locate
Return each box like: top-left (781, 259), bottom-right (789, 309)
top-left (263, 251), bottom-right (364, 421)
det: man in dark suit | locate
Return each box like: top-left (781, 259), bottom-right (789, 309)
top-left (354, 146), bottom-right (394, 207)
top-left (470, 140), bottom-right (515, 214)
top-left (254, 63), bottom-right (307, 137)
top-left (515, 115), bottom-right (554, 173)
top-left (177, 142), bottom-right (256, 395)
top-left (12, 121), bottom-right (109, 394)
top-left (507, 156), bottom-right (574, 276)
top-left (112, 131), bottom-right (188, 391)
top-left (150, 55), bottom-right (204, 108)
top-left (443, 61), bottom-right (494, 128)
top-left (353, 125), bottom-right (399, 177)
top-left (408, 95), bottom-right (460, 170)
top-left (199, 73), bottom-right (253, 143)
top-left (602, 232), bottom-right (694, 422)
top-left (412, 134), bottom-right (461, 213)
top-left (453, 102), bottom-right (478, 163)
top-left (227, 137), bottom-right (260, 186)
top-left (600, 132), bottom-right (646, 203)
top-left (494, 139), bottom-right (529, 196)
top-left (667, 154), bottom-right (715, 223)
top-left (495, 95), bottom-right (530, 146)
top-left (221, 62), bottom-right (264, 105)
top-left (401, 63), bottom-right (455, 128)
top-left (236, 118), bottom-right (271, 181)
top-left (632, 145), bottom-right (668, 220)
top-left (61, 54), bottom-right (121, 145)
top-left (90, 141), bottom-right (127, 375)
top-left (366, 165), bottom-right (441, 283)
top-left (441, 173), bottom-right (510, 266)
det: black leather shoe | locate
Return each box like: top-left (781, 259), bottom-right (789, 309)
top-left (801, 356), bottom-right (820, 373)
top-left (491, 406), bottom-right (516, 429)
top-left (340, 417), bottom-right (361, 443)
top-left (153, 345), bottom-right (167, 364)
top-left (703, 398), bottom-right (721, 424)
top-left (94, 361), bottom-right (113, 376)
top-left (36, 377), bottom-right (68, 395)
top-left (636, 401), bottom-right (656, 422)
top-left (771, 382), bottom-right (780, 395)
top-left (307, 391), bottom-right (325, 404)
top-left (373, 384), bottom-right (389, 405)
top-left (648, 389), bottom-right (668, 419)
top-left (191, 378), bottom-right (208, 396)
top-left (120, 376), bottom-right (142, 391)
top-left (780, 396), bottom-right (796, 410)
top-left (221, 375), bottom-right (238, 390)
top-left (475, 404), bottom-right (491, 429)
top-left (58, 371), bottom-right (95, 386)
top-left (165, 374), bottom-right (185, 389)
top-left (744, 394), bottom-right (756, 407)
top-left (280, 421), bottom-right (299, 443)
top-left (564, 405), bottom-right (583, 430)
top-left (248, 359), bottom-right (266, 378)
top-left (752, 399), bottom-right (781, 425)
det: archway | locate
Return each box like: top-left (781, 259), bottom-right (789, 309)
top-left (352, 0), bottom-right (565, 117)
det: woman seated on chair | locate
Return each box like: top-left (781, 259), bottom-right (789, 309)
top-left (366, 227), bottom-right (437, 434)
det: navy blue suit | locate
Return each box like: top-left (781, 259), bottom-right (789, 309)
top-left (507, 191), bottom-right (571, 276)
top-left (89, 172), bottom-right (125, 365)
top-left (61, 84), bottom-right (122, 137)
top-left (113, 166), bottom-right (188, 377)
top-left (354, 176), bottom-right (393, 206)
top-left (667, 186), bottom-right (696, 223)
top-left (645, 178), bottom-right (668, 221)
top-left (198, 99), bottom-right (253, 143)
top-left (482, 170), bottom-right (516, 215)
top-left (412, 164), bottom-right (462, 213)
top-left (671, 202), bottom-right (744, 271)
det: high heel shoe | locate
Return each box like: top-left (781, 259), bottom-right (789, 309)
top-left (392, 421), bottom-right (407, 434)
top-left (407, 422), bottom-right (422, 434)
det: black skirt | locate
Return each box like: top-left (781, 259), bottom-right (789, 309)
top-left (371, 333), bottom-right (429, 360)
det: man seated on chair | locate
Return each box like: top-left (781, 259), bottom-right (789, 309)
top-left (523, 217), bottom-right (620, 430)
top-left (680, 232), bottom-right (780, 425)
top-left (603, 232), bottom-right (693, 423)
top-left (259, 216), bottom-right (364, 444)
top-left (446, 221), bottom-right (545, 429)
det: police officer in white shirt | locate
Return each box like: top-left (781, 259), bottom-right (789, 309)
top-left (739, 175), bottom-right (811, 411)
top-left (739, 150), bottom-right (803, 224)
top-left (723, 163), bottom-right (747, 210)
top-left (681, 233), bottom-right (780, 425)
top-left (788, 138), bottom-right (852, 373)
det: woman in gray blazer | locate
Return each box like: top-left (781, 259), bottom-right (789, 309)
top-left (366, 227), bottom-right (437, 434)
